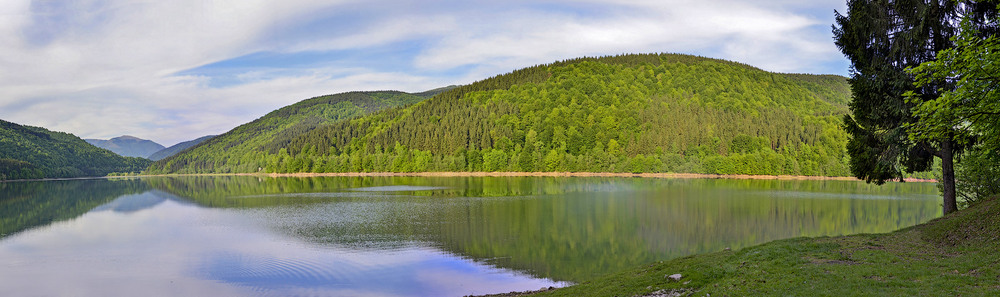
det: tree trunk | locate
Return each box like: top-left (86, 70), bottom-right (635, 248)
top-left (941, 139), bottom-right (958, 215)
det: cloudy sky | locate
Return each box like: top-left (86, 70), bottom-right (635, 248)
top-left (0, 0), bottom-right (849, 146)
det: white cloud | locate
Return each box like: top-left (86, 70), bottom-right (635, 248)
top-left (281, 15), bottom-right (459, 53)
top-left (0, 0), bottom-right (849, 146)
top-left (11, 68), bottom-right (450, 146)
top-left (0, 0), bottom-right (374, 145)
top-left (415, 0), bottom-right (839, 74)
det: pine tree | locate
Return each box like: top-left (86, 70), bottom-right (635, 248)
top-left (833, 0), bottom-right (997, 214)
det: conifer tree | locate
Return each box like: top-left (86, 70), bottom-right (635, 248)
top-left (834, 0), bottom-right (997, 214)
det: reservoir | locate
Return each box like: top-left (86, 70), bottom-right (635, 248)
top-left (0, 176), bottom-right (940, 296)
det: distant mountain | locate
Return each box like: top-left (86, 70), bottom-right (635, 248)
top-left (148, 135), bottom-right (215, 161)
top-left (150, 53), bottom-right (854, 176)
top-left (147, 91), bottom-right (431, 173)
top-left (0, 119), bottom-right (152, 180)
top-left (85, 135), bottom-right (165, 158)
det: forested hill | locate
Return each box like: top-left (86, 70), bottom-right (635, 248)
top-left (152, 53), bottom-right (853, 176)
top-left (148, 135), bottom-right (215, 161)
top-left (0, 119), bottom-right (152, 180)
top-left (147, 91), bottom-right (434, 173)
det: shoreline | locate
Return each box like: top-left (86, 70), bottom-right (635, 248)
top-left (256, 171), bottom-right (937, 182)
top-left (2, 172), bottom-right (938, 183)
top-left (224, 171), bottom-right (937, 183)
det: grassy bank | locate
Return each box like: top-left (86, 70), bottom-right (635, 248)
top-left (527, 196), bottom-right (999, 296)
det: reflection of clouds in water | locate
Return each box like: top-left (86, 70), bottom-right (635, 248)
top-left (0, 201), bottom-right (254, 297)
top-left (91, 190), bottom-right (173, 213)
top-left (415, 257), bottom-right (569, 297)
top-left (199, 249), bottom-right (565, 296)
top-left (0, 199), bottom-right (561, 297)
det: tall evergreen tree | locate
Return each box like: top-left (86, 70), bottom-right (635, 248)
top-left (834, 0), bottom-right (996, 214)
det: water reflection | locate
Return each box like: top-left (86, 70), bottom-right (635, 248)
top-left (150, 176), bottom-right (938, 281)
top-left (199, 247), bottom-right (555, 296)
top-left (0, 178), bottom-right (149, 237)
top-left (91, 190), bottom-right (175, 213)
top-left (0, 176), bottom-right (941, 296)
top-left (0, 188), bottom-right (561, 297)
top-left (349, 185), bottom-right (451, 192)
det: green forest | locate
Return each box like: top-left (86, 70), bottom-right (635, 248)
top-left (146, 90), bottom-right (441, 174)
top-left (0, 119), bottom-right (151, 180)
top-left (152, 53), bottom-right (858, 176)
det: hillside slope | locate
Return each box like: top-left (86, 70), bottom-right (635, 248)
top-left (147, 91), bottom-right (432, 173)
top-left (0, 119), bottom-right (152, 180)
top-left (154, 54), bottom-right (853, 176)
top-left (85, 136), bottom-right (165, 158)
top-left (148, 135), bottom-right (215, 161)
top-left (278, 54), bottom-right (849, 175)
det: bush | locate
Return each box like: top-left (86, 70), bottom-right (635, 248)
top-left (954, 147), bottom-right (1000, 209)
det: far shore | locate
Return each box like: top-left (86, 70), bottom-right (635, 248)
top-left (2, 172), bottom-right (937, 183)
top-left (181, 171), bottom-right (938, 183)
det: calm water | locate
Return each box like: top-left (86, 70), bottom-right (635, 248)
top-left (0, 176), bottom-right (940, 296)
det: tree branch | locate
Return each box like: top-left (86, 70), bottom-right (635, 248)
top-left (918, 141), bottom-right (943, 158)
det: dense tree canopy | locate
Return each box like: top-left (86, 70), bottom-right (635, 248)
top-left (271, 55), bottom-right (852, 176)
top-left (0, 119), bottom-right (151, 180)
top-left (155, 54), bottom-right (857, 177)
top-left (147, 91), bottom-right (436, 174)
top-left (907, 2), bottom-right (1000, 207)
top-left (908, 13), bottom-right (1000, 153)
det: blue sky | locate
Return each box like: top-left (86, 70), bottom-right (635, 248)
top-left (0, 0), bottom-right (849, 146)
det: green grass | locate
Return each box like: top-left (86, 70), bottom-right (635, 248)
top-left (532, 197), bottom-right (1000, 296)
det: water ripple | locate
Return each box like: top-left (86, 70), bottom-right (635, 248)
top-left (198, 252), bottom-right (357, 291)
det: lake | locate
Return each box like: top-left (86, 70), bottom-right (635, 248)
top-left (0, 176), bottom-right (941, 296)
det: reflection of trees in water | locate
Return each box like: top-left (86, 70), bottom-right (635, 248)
top-left (147, 176), bottom-right (940, 282)
top-left (424, 189), bottom-right (939, 282)
top-left (0, 179), bottom-right (151, 237)
top-left (144, 176), bottom-right (939, 205)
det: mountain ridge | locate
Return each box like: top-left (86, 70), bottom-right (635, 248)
top-left (148, 135), bottom-right (215, 161)
top-left (150, 53), bottom-right (853, 176)
top-left (85, 136), bottom-right (165, 158)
